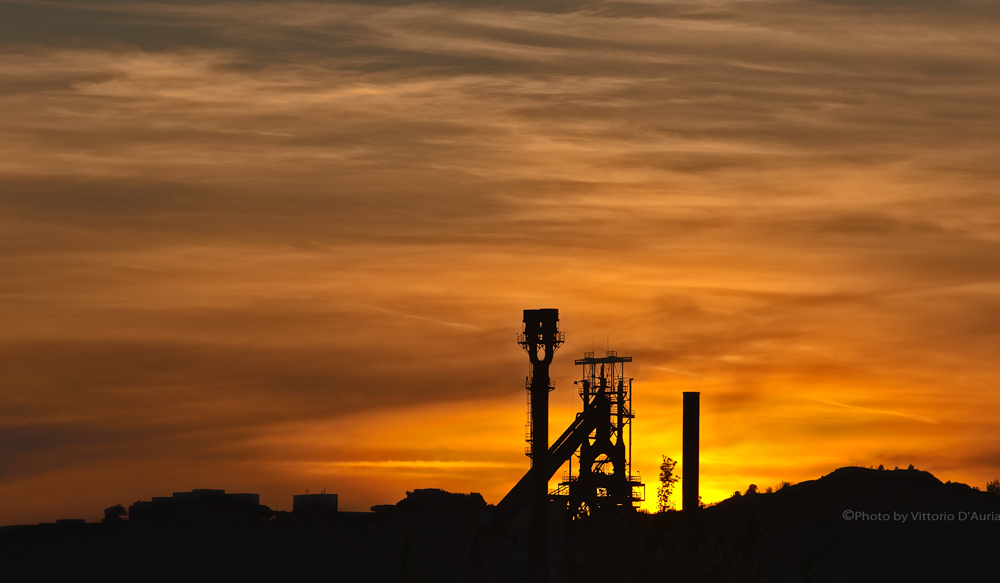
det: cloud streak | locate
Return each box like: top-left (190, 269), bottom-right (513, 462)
top-left (802, 397), bottom-right (939, 424)
top-left (349, 302), bottom-right (483, 330)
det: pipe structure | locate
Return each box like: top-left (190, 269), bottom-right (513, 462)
top-left (683, 391), bottom-right (700, 512)
top-left (468, 403), bottom-right (602, 583)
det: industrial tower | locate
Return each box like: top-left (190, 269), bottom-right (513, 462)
top-left (469, 310), bottom-right (642, 583)
top-left (517, 309), bottom-right (563, 583)
top-left (551, 351), bottom-right (643, 517)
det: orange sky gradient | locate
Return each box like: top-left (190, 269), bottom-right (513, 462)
top-left (2, 0), bottom-right (1000, 525)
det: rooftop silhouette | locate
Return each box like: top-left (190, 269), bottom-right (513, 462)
top-left (1, 466), bottom-right (999, 582)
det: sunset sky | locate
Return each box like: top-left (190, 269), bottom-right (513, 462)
top-left (2, 0), bottom-right (1000, 525)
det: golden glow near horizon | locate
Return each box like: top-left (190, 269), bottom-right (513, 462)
top-left (2, 0), bottom-right (1000, 525)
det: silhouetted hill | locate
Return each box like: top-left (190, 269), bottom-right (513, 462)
top-left (566, 466), bottom-right (1000, 583)
top-left (708, 466), bottom-right (1000, 582)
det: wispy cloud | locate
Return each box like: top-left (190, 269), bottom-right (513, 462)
top-left (648, 365), bottom-right (707, 379)
top-left (117, 263), bottom-right (167, 272)
top-left (802, 396), bottom-right (939, 424)
top-left (348, 302), bottom-right (482, 331)
top-left (304, 460), bottom-right (521, 469)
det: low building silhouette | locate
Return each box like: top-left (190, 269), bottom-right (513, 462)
top-left (292, 492), bottom-right (338, 516)
top-left (129, 489), bottom-right (268, 525)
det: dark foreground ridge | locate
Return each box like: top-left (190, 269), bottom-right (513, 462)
top-left (588, 466), bottom-right (1000, 583)
top-left (2, 467), bottom-right (999, 582)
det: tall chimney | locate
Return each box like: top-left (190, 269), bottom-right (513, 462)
top-left (683, 391), bottom-right (700, 511)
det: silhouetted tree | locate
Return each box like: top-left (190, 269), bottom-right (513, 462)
top-left (102, 504), bottom-right (127, 523)
top-left (987, 479), bottom-right (1000, 496)
top-left (745, 484), bottom-right (758, 495)
top-left (658, 455), bottom-right (679, 512)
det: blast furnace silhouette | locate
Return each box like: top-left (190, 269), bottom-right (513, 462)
top-left (470, 309), bottom-right (643, 583)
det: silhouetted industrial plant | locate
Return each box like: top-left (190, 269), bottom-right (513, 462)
top-left (3, 309), bottom-right (1000, 583)
top-left (471, 309), bottom-right (648, 583)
